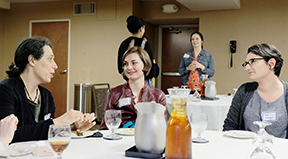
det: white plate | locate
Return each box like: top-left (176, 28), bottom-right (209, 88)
top-left (0, 151), bottom-right (7, 158)
top-left (71, 130), bottom-right (98, 139)
top-left (115, 128), bottom-right (134, 136)
top-left (224, 130), bottom-right (255, 139)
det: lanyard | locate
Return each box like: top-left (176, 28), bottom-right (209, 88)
top-left (128, 81), bottom-right (146, 104)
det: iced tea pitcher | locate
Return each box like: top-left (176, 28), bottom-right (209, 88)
top-left (201, 74), bottom-right (208, 97)
top-left (166, 88), bottom-right (192, 159)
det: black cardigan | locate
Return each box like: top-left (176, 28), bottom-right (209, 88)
top-left (0, 77), bottom-right (55, 142)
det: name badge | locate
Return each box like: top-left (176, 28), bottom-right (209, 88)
top-left (262, 112), bottom-right (277, 122)
top-left (44, 113), bottom-right (51, 120)
top-left (183, 54), bottom-right (190, 58)
top-left (119, 97), bottom-right (131, 108)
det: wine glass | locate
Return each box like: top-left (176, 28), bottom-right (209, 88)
top-left (191, 88), bottom-right (201, 102)
top-left (103, 110), bottom-right (122, 140)
top-left (190, 112), bottom-right (209, 143)
top-left (250, 121), bottom-right (275, 159)
top-left (48, 124), bottom-right (71, 159)
top-left (181, 85), bottom-right (187, 89)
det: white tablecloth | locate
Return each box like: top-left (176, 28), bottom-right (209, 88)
top-left (8, 130), bottom-right (288, 159)
top-left (166, 95), bottom-right (233, 131)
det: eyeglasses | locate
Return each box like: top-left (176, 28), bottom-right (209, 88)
top-left (242, 58), bottom-right (264, 67)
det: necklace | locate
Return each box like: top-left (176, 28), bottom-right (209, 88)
top-left (24, 87), bottom-right (38, 102)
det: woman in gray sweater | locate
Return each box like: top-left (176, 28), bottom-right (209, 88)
top-left (223, 43), bottom-right (288, 138)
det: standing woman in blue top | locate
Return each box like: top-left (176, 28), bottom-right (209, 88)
top-left (178, 31), bottom-right (215, 93)
top-left (118, 15), bottom-right (159, 86)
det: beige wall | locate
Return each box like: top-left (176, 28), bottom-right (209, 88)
top-left (1, 0), bottom-right (288, 110)
top-left (142, 0), bottom-right (288, 94)
top-left (1, 0), bottom-right (133, 109)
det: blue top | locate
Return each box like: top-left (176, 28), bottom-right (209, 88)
top-left (178, 49), bottom-right (215, 85)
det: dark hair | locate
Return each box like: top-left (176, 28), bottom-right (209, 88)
top-left (247, 43), bottom-right (283, 77)
top-left (122, 46), bottom-right (152, 79)
top-left (6, 36), bottom-right (53, 78)
top-left (190, 31), bottom-right (204, 48)
top-left (126, 15), bottom-right (145, 34)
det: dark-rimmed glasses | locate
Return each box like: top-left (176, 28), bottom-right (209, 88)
top-left (242, 58), bottom-right (264, 67)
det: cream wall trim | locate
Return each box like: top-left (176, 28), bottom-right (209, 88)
top-left (0, 1), bottom-right (10, 10)
top-left (29, 19), bottom-right (71, 112)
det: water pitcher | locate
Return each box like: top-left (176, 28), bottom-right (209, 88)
top-left (205, 80), bottom-right (217, 98)
top-left (166, 88), bottom-right (192, 159)
top-left (134, 102), bottom-right (166, 153)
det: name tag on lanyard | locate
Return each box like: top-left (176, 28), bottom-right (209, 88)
top-left (262, 112), bottom-right (277, 122)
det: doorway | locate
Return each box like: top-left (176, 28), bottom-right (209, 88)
top-left (30, 19), bottom-right (70, 117)
top-left (159, 25), bottom-right (199, 94)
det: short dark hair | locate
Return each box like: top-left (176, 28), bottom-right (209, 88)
top-left (247, 43), bottom-right (283, 77)
top-left (6, 36), bottom-right (53, 78)
top-left (190, 31), bottom-right (204, 48)
top-left (126, 15), bottom-right (145, 34)
top-left (122, 46), bottom-right (152, 79)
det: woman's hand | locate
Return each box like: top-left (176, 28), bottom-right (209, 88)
top-left (0, 114), bottom-right (18, 146)
top-left (187, 61), bottom-right (205, 71)
top-left (74, 113), bottom-right (96, 131)
top-left (53, 109), bottom-right (84, 126)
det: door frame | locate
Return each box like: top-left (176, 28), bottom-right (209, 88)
top-left (29, 19), bottom-right (71, 112)
top-left (157, 24), bottom-right (198, 90)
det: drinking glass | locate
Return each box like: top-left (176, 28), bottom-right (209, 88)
top-left (190, 112), bottom-right (209, 143)
top-left (8, 143), bottom-right (38, 159)
top-left (103, 110), bottom-right (122, 140)
top-left (250, 121), bottom-right (275, 159)
top-left (192, 88), bottom-right (200, 97)
top-left (181, 85), bottom-right (187, 89)
top-left (48, 124), bottom-right (71, 159)
top-left (191, 88), bottom-right (201, 102)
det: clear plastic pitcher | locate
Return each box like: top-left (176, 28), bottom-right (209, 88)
top-left (166, 88), bottom-right (192, 159)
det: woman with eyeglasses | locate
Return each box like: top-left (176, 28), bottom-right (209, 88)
top-left (223, 43), bottom-right (288, 138)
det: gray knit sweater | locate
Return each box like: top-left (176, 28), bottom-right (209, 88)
top-left (223, 81), bottom-right (288, 138)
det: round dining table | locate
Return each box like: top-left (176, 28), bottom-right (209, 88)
top-left (4, 130), bottom-right (288, 159)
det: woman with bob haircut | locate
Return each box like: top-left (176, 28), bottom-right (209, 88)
top-left (223, 43), bottom-right (288, 138)
top-left (100, 46), bottom-right (166, 130)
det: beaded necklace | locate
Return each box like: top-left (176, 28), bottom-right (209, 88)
top-left (24, 87), bottom-right (38, 103)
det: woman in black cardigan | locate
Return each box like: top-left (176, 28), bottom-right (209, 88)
top-left (0, 37), bottom-right (95, 142)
